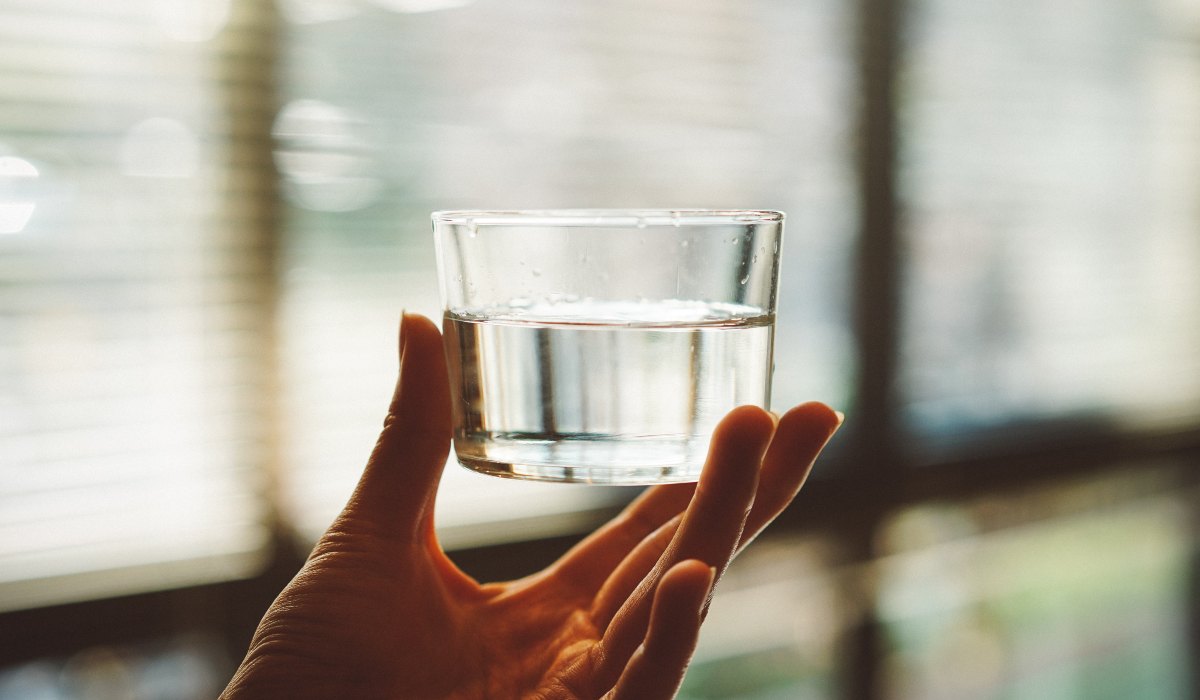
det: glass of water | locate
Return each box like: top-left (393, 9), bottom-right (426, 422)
top-left (434, 210), bottom-right (784, 484)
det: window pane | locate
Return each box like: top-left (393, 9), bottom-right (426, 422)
top-left (276, 0), bottom-right (857, 541)
top-left (0, 0), bottom-right (270, 610)
top-left (898, 0), bottom-right (1200, 444)
top-left (877, 466), bottom-right (1194, 699)
top-left (0, 633), bottom-right (228, 700)
top-left (680, 535), bottom-right (848, 700)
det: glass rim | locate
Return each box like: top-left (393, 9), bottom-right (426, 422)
top-left (431, 209), bottom-right (784, 227)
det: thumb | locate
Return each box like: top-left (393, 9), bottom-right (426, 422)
top-left (337, 313), bottom-right (452, 541)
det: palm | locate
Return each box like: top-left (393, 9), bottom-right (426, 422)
top-left (222, 314), bottom-right (840, 700)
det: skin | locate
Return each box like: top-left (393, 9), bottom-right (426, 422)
top-left (221, 313), bottom-right (842, 700)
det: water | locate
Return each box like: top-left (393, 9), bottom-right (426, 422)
top-left (443, 299), bottom-right (774, 484)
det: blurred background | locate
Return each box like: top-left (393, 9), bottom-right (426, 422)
top-left (1, 0), bottom-right (1198, 697)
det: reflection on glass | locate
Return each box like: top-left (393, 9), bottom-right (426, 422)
top-left (877, 467), bottom-right (1193, 700)
top-left (0, 156), bottom-right (38, 234)
top-left (273, 99), bottom-right (382, 212)
top-left (899, 0), bottom-right (1200, 441)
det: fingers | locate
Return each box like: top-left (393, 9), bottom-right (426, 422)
top-left (658, 405), bottom-right (775, 575)
top-left (333, 313), bottom-right (452, 542)
top-left (590, 404), bottom-right (841, 629)
top-left (604, 560), bottom-right (714, 700)
top-left (552, 403), bottom-right (817, 599)
top-left (550, 482), bottom-right (695, 593)
top-left (585, 402), bottom-right (842, 693)
top-left (736, 402), bottom-right (842, 550)
top-left (588, 514), bottom-right (682, 625)
top-left (591, 406), bottom-right (774, 682)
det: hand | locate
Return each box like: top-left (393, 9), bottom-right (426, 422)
top-left (221, 313), bottom-right (842, 700)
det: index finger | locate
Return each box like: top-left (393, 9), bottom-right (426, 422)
top-left (657, 404), bottom-right (776, 574)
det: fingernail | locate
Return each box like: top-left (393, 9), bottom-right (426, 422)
top-left (833, 410), bottom-right (845, 427)
top-left (398, 310), bottom-right (408, 357)
top-left (707, 565), bottom-right (718, 587)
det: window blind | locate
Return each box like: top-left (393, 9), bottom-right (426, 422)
top-left (898, 0), bottom-right (1200, 445)
top-left (0, 0), bottom-right (857, 609)
top-left (0, 0), bottom-right (274, 610)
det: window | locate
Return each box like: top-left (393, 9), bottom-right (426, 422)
top-left (899, 0), bottom-right (1200, 450)
top-left (0, 0), bottom-right (270, 611)
top-left (878, 469), bottom-right (1194, 699)
top-left (2, 0), bottom-right (1199, 697)
top-left (1, 0), bottom-right (856, 605)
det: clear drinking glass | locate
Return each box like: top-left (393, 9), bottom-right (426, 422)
top-left (434, 210), bottom-right (784, 484)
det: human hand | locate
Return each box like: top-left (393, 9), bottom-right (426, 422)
top-left (221, 313), bottom-right (842, 700)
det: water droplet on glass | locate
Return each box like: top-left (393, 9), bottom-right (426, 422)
top-left (730, 237), bottom-right (738, 244)
top-left (532, 268), bottom-right (542, 277)
top-left (635, 217), bottom-right (647, 229)
top-left (752, 254), bottom-right (758, 263)
top-left (467, 222), bottom-right (477, 238)
top-left (740, 275), bottom-right (750, 285)
top-left (455, 274), bottom-right (463, 282)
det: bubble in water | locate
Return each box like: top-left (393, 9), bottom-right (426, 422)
top-left (680, 240), bottom-right (689, 248)
top-left (730, 237), bottom-right (738, 244)
top-left (467, 221), bottom-right (478, 238)
top-left (635, 217), bottom-right (648, 229)
top-left (532, 268), bottom-right (542, 277)
top-left (740, 274), bottom-right (750, 285)
top-left (752, 254), bottom-right (758, 263)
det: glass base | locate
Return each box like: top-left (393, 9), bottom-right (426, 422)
top-left (456, 456), bottom-right (701, 485)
